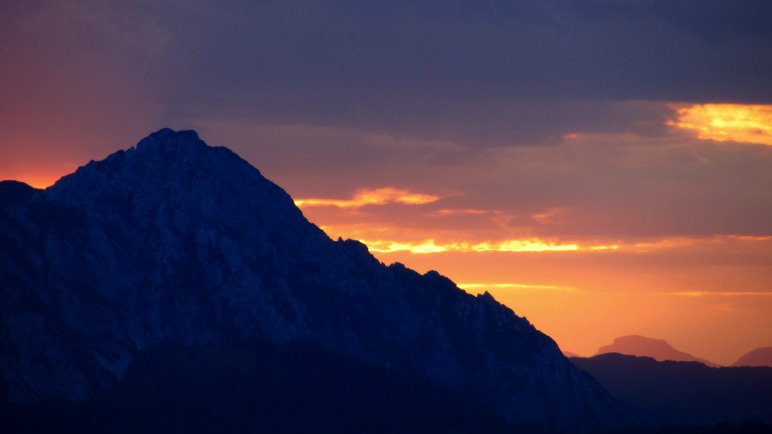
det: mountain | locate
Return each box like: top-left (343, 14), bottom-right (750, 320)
top-left (0, 129), bottom-right (641, 433)
top-left (2, 340), bottom-right (517, 434)
top-left (733, 347), bottom-right (772, 367)
top-left (570, 353), bottom-right (772, 427)
top-left (597, 335), bottom-right (719, 366)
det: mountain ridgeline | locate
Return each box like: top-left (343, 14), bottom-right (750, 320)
top-left (0, 129), bottom-right (641, 433)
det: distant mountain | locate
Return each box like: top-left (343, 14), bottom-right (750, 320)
top-left (598, 335), bottom-right (719, 366)
top-left (733, 347), bottom-right (772, 367)
top-left (0, 129), bottom-right (641, 433)
top-left (571, 353), bottom-right (772, 427)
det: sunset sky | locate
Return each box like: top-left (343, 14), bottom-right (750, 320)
top-left (2, 1), bottom-right (771, 365)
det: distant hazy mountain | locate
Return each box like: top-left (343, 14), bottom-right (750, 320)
top-left (598, 335), bottom-right (719, 366)
top-left (0, 129), bottom-right (641, 433)
top-left (571, 353), bottom-right (772, 427)
top-left (733, 347), bottom-right (772, 367)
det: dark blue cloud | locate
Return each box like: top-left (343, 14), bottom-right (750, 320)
top-left (158, 0), bottom-right (772, 102)
top-left (2, 0), bottom-right (771, 146)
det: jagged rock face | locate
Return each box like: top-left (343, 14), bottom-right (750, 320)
top-left (0, 129), bottom-right (639, 432)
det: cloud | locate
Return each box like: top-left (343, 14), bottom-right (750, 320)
top-left (295, 187), bottom-right (441, 209)
top-left (5, 0), bottom-right (772, 154)
top-left (668, 104), bottom-right (772, 146)
top-left (358, 238), bottom-right (600, 254)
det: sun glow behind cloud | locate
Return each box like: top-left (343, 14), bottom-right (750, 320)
top-left (359, 238), bottom-right (583, 254)
top-left (294, 187), bottom-right (441, 208)
top-left (353, 235), bottom-right (770, 255)
top-left (669, 103), bottom-right (772, 145)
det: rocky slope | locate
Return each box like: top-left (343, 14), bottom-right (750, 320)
top-left (0, 129), bottom-right (640, 432)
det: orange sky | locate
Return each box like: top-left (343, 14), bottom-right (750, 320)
top-left (278, 103), bottom-right (772, 365)
top-left (2, 103), bottom-right (771, 366)
top-left (298, 213), bottom-right (772, 365)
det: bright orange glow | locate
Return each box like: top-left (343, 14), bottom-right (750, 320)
top-left (360, 238), bottom-right (581, 254)
top-left (432, 208), bottom-right (488, 216)
top-left (294, 187), bottom-right (441, 208)
top-left (358, 236), bottom-right (759, 255)
top-left (458, 282), bottom-right (579, 292)
top-left (318, 218), bottom-right (770, 256)
top-left (669, 103), bottom-right (772, 145)
top-left (589, 245), bottom-right (620, 251)
top-left (0, 165), bottom-right (68, 189)
top-left (22, 178), bottom-right (53, 189)
top-left (2, 174), bottom-right (59, 189)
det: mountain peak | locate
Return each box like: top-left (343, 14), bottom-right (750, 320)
top-left (46, 129), bottom-right (271, 210)
top-left (51, 129), bottom-right (244, 185)
top-left (0, 129), bottom-right (642, 432)
top-left (135, 128), bottom-right (203, 152)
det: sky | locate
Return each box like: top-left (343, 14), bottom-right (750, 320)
top-left (2, 0), bottom-right (771, 365)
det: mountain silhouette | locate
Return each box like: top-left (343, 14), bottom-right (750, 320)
top-left (733, 347), bottom-right (772, 368)
top-left (0, 129), bottom-right (641, 433)
top-left (571, 353), bottom-right (772, 427)
top-left (597, 335), bottom-right (719, 366)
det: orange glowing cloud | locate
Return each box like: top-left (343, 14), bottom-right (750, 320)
top-left (668, 103), bottom-right (772, 146)
top-left (294, 187), bottom-right (441, 209)
top-left (458, 282), bottom-right (579, 293)
top-left (629, 235), bottom-right (772, 253)
top-left (431, 208), bottom-right (489, 216)
top-left (332, 230), bottom-right (768, 256)
top-left (359, 238), bottom-right (582, 254)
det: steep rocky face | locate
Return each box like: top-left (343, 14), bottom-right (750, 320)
top-left (0, 129), bottom-right (640, 432)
